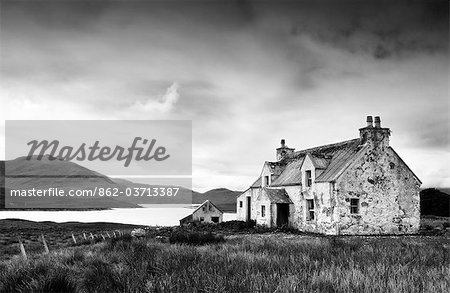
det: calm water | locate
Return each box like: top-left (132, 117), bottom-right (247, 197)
top-left (0, 205), bottom-right (237, 226)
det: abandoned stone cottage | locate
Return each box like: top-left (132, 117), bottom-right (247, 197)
top-left (236, 116), bottom-right (421, 235)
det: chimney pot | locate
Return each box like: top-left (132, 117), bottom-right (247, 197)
top-left (374, 116), bottom-right (381, 128)
top-left (366, 116), bottom-right (373, 127)
top-left (281, 139), bottom-right (285, 147)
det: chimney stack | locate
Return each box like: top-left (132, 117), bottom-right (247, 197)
top-left (374, 116), bottom-right (381, 128)
top-left (359, 116), bottom-right (390, 147)
top-left (366, 116), bottom-right (373, 127)
top-left (276, 139), bottom-right (295, 161)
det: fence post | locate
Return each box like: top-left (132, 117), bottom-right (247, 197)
top-left (18, 238), bottom-right (27, 260)
top-left (41, 234), bottom-right (49, 254)
top-left (90, 233), bottom-right (94, 240)
top-left (106, 232), bottom-right (111, 238)
top-left (72, 233), bottom-right (77, 245)
top-left (101, 234), bottom-right (105, 240)
top-left (83, 233), bottom-right (87, 240)
top-left (113, 231), bottom-right (117, 238)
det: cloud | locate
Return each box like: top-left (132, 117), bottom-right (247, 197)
top-left (130, 82), bottom-right (180, 114)
top-left (286, 1), bottom-right (448, 59)
top-left (0, 0), bottom-right (448, 191)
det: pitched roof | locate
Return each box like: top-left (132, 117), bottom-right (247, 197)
top-left (258, 188), bottom-right (292, 203)
top-left (179, 214), bottom-right (193, 224)
top-left (250, 138), bottom-right (365, 187)
top-left (315, 140), bottom-right (366, 182)
top-left (270, 157), bottom-right (303, 186)
top-left (179, 200), bottom-right (224, 223)
top-left (192, 200), bottom-right (224, 214)
top-left (291, 138), bottom-right (361, 158)
top-left (251, 176), bottom-right (261, 188)
top-left (292, 138), bottom-right (364, 183)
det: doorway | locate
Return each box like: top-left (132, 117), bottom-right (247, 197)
top-left (276, 204), bottom-right (289, 227)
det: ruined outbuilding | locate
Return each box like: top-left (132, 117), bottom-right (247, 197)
top-left (236, 116), bottom-right (421, 235)
top-left (180, 200), bottom-right (223, 225)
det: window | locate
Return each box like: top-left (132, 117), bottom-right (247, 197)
top-left (305, 170), bottom-right (312, 187)
top-left (306, 199), bottom-right (315, 220)
top-left (350, 198), bottom-right (359, 214)
top-left (202, 205), bottom-right (206, 212)
top-left (209, 205), bottom-right (214, 212)
top-left (261, 205), bottom-right (266, 217)
top-left (200, 217), bottom-right (204, 222)
top-left (264, 175), bottom-right (270, 186)
top-left (211, 216), bottom-right (219, 223)
top-left (239, 201), bottom-right (243, 208)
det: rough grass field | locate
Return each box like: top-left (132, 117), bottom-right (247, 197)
top-left (0, 219), bottom-right (141, 260)
top-left (0, 232), bottom-right (449, 293)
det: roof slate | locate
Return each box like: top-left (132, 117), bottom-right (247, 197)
top-left (267, 162), bottom-right (285, 176)
top-left (271, 157), bottom-right (303, 186)
top-left (291, 138), bottom-right (361, 158)
top-left (250, 138), bottom-right (364, 187)
top-left (310, 154), bottom-right (331, 169)
top-left (315, 141), bottom-right (365, 182)
top-left (261, 188), bottom-right (293, 203)
top-left (251, 176), bottom-right (261, 188)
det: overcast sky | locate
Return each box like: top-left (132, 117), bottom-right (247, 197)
top-left (0, 0), bottom-right (448, 192)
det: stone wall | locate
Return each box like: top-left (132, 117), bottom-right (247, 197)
top-left (192, 201), bottom-right (223, 223)
top-left (285, 182), bottom-right (337, 234)
top-left (336, 146), bottom-right (420, 235)
top-left (236, 187), bottom-right (264, 224)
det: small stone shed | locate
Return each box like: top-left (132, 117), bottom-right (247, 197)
top-left (180, 200), bottom-right (223, 225)
top-left (236, 116), bottom-right (421, 235)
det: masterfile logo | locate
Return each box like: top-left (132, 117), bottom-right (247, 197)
top-left (26, 137), bottom-right (171, 167)
top-left (6, 120), bottom-right (192, 176)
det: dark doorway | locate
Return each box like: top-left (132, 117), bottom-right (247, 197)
top-left (276, 204), bottom-right (289, 227)
top-left (246, 197), bottom-right (251, 222)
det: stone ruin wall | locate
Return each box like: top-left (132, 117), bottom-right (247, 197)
top-left (336, 146), bottom-right (420, 235)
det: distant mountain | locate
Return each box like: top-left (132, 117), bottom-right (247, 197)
top-left (6, 155), bottom-right (110, 178)
top-left (2, 157), bottom-right (138, 209)
top-left (420, 188), bottom-right (449, 217)
top-left (1, 157), bottom-right (241, 211)
top-left (110, 177), bottom-right (242, 211)
top-left (438, 188), bottom-right (450, 196)
top-left (193, 188), bottom-right (242, 212)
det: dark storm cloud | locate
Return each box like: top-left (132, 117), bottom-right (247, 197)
top-left (287, 0), bottom-right (448, 58)
top-left (1, 0), bottom-right (110, 29)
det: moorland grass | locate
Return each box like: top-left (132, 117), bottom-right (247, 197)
top-left (0, 233), bottom-right (448, 293)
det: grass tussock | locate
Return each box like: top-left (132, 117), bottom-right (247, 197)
top-left (169, 230), bottom-right (225, 245)
top-left (420, 215), bottom-right (450, 235)
top-left (0, 234), bottom-right (448, 293)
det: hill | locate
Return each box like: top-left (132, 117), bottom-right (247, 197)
top-left (2, 157), bottom-right (139, 209)
top-left (193, 188), bottom-right (241, 212)
top-left (420, 188), bottom-right (449, 217)
top-left (1, 158), bottom-right (241, 211)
